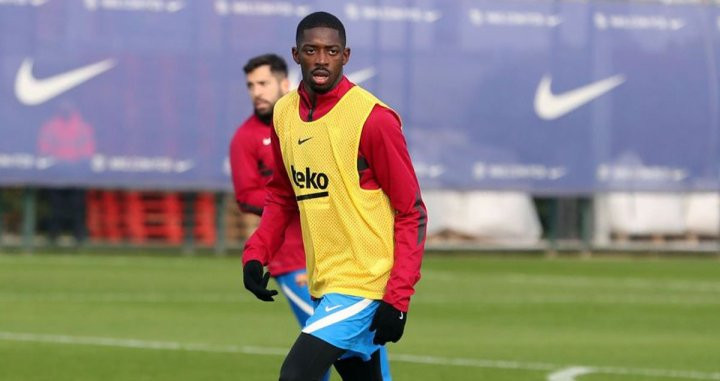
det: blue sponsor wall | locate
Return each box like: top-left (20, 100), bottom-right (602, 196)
top-left (0, 0), bottom-right (718, 193)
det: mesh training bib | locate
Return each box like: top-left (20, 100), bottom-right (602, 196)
top-left (273, 86), bottom-right (395, 300)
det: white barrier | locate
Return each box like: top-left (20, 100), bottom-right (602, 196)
top-left (685, 193), bottom-right (720, 236)
top-left (423, 190), bottom-right (542, 245)
top-left (594, 192), bottom-right (720, 244)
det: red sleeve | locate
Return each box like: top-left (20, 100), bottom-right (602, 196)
top-left (242, 128), bottom-right (299, 266)
top-left (360, 105), bottom-right (427, 312)
top-left (229, 127), bottom-right (266, 215)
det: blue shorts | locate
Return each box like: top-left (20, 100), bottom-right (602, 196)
top-left (301, 293), bottom-right (382, 362)
top-left (274, 270), bottom-right (315, 326)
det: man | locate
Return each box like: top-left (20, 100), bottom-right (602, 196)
top-left (229, 54), bottom-right (314, 326)
top-left (242, 12), bottom-right (427, 381)
top-left (231, 53), bottom-right (393, 380)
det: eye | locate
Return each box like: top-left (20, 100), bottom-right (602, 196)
top-left (329, 48), bottom-right (339, 55)
top-left (304, 47), bottom-right (315, 54)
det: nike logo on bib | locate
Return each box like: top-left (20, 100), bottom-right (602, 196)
top-left (298, 137), bottom-right (313, 145)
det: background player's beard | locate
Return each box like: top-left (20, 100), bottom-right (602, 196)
top-left (254, 108), bottom-right (273, 125)
top-left (254, 87), bottom-right (283, 125)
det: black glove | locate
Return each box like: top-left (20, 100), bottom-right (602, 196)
top-left (243, 260), bottom-right (278, 302)
top-left (370, 301), bottom-right (407, 345)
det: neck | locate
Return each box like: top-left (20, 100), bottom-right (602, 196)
top-left (302, 82), bottom-right (318, 105)
top-left (255, 111), bottom-right (272, 125)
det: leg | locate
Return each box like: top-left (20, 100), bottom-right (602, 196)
top-left (334, 349), bottom-right (383, 381)
top-left (378, 346), bottom-right (392, 381)
top-left (301, 294), bottom-right (383, 380)
top-left (279, 333), bottom-right (345, 381)
top-left (276, 271), bottom-right (332, 381)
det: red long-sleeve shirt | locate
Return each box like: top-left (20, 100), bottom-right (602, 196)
top-left (244, 76), bottom-right (427, 312)
top-left (229, 115), bottom-right (305, 276)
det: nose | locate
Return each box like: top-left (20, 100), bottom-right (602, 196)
top-left (250, 86), bottom-right (263, 99)
top-left (316, 50), bottom-right (329, 65)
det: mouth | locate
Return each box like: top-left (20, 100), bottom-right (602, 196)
top-left (311, 69), bottom-right (331, 86)
top-left (254, 100), bottom-right (270, 108)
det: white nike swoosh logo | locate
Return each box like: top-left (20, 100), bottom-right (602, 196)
top-left (324, 305), bottom-right (343, 312)
top-left (346, 67), bottom-right (376, 84)
top-left (15, 58), bottom-right (116, 106)
top-left (534, 74), bottom-right (625, 120)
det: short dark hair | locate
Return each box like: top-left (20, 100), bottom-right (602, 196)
top-left (243, 54), bottom-right (288, 76)
top-left (295, 11), bottom-right (346, 47)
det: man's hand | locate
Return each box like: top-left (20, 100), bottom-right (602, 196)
top-left (243, 260), bottom-right (278, 302)
top-left (370, 301), bottom-right (407, 345)
top-left (294, 272), bottom-right (308, 287)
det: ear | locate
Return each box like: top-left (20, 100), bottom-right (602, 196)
top-left (342, 47), bottom-right (351, 66)
top-left (291, 47), bottom-right (300, 64)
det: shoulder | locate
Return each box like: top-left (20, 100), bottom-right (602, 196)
top-left (364, 104), bottom-right (402, 136)
top-left (235, 115), bottom-right (258, 134)
top-left (351, 87), bottom-right (401, 127)
top-left (273, 90), bottom-right (299, 136)
top-left (369, 104), bottom-right (401, 127)
top-left (275, 90), bottom-right (299, 111)
top-left (361, 104), bottom-right (404, 151)
top-left (273, 90), bottom-right (299, 127)
top-left (348, 85), bottom-right (380, 105)
top-left (231, 117), bottom-right (259, 147)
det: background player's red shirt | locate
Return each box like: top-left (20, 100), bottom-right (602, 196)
top-left (229, 115), bottom-right (305, 276)
top-left (244, 77), bottom-right (427, 312)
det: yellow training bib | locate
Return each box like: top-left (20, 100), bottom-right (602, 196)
top-left (273, 86), bottom-right (396, 300)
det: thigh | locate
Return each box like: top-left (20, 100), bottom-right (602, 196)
top-left (279, 333), bottom-right (345, 381)
top-left (334, 349), bottom-right (383, 381)
top-left (302, 293), bottom-right (382, 361)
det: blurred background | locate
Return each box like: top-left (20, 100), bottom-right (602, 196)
top-left (3, 0), bottom-right (720, 254)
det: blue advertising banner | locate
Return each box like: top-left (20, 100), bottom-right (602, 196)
top-left (0, 0), bottom-right (717, 193)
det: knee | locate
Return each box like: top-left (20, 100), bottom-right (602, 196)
top-left (279, 361), bottom-right (310, 381)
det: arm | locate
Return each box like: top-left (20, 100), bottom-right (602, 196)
top-left (360, 105), bottom-right (427, 312)
top-left (242, 128), bottom-right (299, 267)
top-left (229, 129), bottom-right (267, 216)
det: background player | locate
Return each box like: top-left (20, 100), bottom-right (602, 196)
top-left (229, 53), bottom-right (314, 337)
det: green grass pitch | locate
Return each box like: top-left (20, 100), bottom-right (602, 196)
top-left (1, 252), bottom-right (719, 380)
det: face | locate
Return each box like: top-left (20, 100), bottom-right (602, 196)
top-left (292, 27), bottom-right (350, 94)
top-left (246, 65), bottom-right (289, 117)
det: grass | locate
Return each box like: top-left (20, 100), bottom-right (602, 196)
top-left (0, 252), bottom-right (719, 380)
